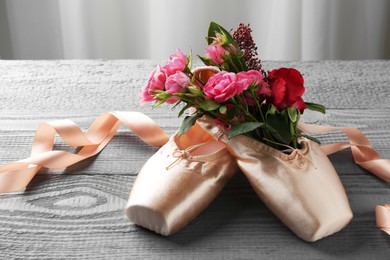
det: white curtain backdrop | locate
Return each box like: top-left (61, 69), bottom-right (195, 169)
top-left (1, 0), bottom-right (390, 60)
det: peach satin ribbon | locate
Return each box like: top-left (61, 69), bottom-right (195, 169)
top-left (299, 122), bottom-right (390, 235)
top-left (0, 111), bottom-right (169, 193)
top-left (0, 112), bottom-right (389, 236)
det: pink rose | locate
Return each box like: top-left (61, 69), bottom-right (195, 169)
top-left (140, 65), bottom-right (166, 104)
top-left (237, 70), bottom-right (270, 103)
top-left (165, 96), bottom-right (180, 104)
top-left (205, 45), bottom-right (228, 65)
top-left (237, 70), bottom-right (263, 88)
top-left (203, 72), bottom-right (248, 102)
top-left (163, 49), bottom-right (187, 75)
top-left (229, 44), bottom-right (238, 55)
top-left (213, 34), bottom-right (224, 45)
top-left (165, 71), bottom-right (190, 94)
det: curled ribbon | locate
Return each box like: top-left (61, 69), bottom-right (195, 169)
top-left (299, 122), bottom-right (390, 235)
top-left (0, 111), bottom-right (169, 193)
top-left (376, 205), bottom-right (390, 235)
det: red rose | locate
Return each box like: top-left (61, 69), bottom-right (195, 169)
top-left (268, 68), bottom-right (306, 113)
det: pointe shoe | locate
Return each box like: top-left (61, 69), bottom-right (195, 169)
top-left (197, 116), bottom-right (353, 242)
top-left (126, 122), bottom-right (238, 235)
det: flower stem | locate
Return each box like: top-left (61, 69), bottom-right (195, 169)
top-left (251, 89), bottom-right (265, 123)
top-left (206, 110), bottom-right (234, 125)
top-left (290, 121), bottom-right (298, 149)
top-left (226, 57), bottom-right (240, 73)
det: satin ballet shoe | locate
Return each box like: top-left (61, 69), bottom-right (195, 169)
top-left (125, 122), bottom-right (238, 235)
top-left (197, 116), bottom-right (353, 242)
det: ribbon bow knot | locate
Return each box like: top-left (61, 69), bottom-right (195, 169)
top-left (289, 149), bottom-right (315, 169)
top-left (263, 138), bottom-right (316, 169)
top-left (166, 143), bottom-right (205, 170)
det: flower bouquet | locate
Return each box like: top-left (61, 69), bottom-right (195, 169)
top-left (141, 22), bottom-right (324, 150)
top-left (127, 22), bottom-right (353, 241)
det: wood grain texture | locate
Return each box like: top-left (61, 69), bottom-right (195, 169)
top-left (0, 60), bottom-right (390, 259)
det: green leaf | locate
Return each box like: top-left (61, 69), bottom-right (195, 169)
top-left (263, 123), bottom-right (278, 134)
top-left (266, 108), bottom-right (292, 144)
top-left (287, 107), bottom-right (298, 123)
top-left (198, 55), bottom-right (217, 67)
top-left (226, 105), bottom-right (238, 119)
top-left (208, 22), bottom-right (239, 50)
top-left (228, 122), bottom-right (264, 139)
top-left (207, 22), bottom-right (247, 70)
top-left (153, 99), bottom-right (166, 107)
top-left (187, 86), bottom-right (202, 96)
top-left (219, 105), bottom-right (227, 114)
top-left (179, 113), bottom-right (203, 136)
top-left (152, 90), bottom-right (165, 94)
top-left (305, 102), bottom-right (326, 114)
top-left (220, 63), bottom-right (230, 72)
top-left (206, 22), bottom-right (248, 72)
top-left (171, 100), bottom-right (182, 110)
top-left (155, 91), bottom-right (171, 100)
top-left (199, 99), bottom-right (220, 111)
top-left (288, 108), bottom-right (299, 148)
top-left (178, 103), bottom-right (192, 118)
top-left (266, 104), bottom-right (278, 116)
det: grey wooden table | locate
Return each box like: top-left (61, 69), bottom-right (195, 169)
top-left (0, 60), bottom-right (389, 259)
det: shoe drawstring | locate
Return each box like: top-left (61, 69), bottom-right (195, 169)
top-left (166, 143), bottom-right (205, 170)
top-left (263, 138), bottom-right (317, 169)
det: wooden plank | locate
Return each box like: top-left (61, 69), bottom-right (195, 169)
top-left (1, 108), bottom-right (390, 175)
top-left (0, 60), bottom-right (390, 113)
top-left (0, 173), bottom-right (389, 259)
